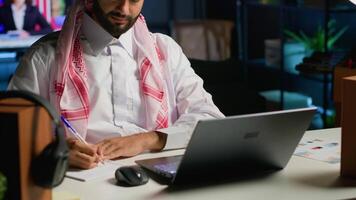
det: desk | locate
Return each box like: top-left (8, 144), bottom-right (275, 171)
top-left (0, 34), bottom-right (43, 52)
top-left (54, 128), bottom-right (356, 200)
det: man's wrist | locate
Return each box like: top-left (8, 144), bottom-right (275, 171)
top-left (140, 131), bottom-right (167, 151)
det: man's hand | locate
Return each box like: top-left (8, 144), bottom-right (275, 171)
top-left (96, 131), bottom-right (167, 160)
top-left (67, 138), bottom-right (101, 169)
top-left (18, 30), bottom-right (30, 39)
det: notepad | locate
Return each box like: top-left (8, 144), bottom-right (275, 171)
top-left (294, 137), bottom-right (340, 164)
top-left (66, 161), bottom-right (121, 182)
top-left (53, 191), bottom-right (81, 200)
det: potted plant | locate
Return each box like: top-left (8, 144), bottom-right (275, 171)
top-left (284, 19), bottom-right (349, 54)
top-left (260, 0), bottom-right (280, 4)
top-left (264, 38), bottom-right (307, 74)
top-left (0, 172), bottom-right (6, 200)
top-left (280, 19), bottom-right (348, 74)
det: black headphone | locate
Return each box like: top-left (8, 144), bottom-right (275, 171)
top-left (0, 90), bottom-right (69, 188)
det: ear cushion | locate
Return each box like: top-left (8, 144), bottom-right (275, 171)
top-left (31, 127), bottom-right (69, 188)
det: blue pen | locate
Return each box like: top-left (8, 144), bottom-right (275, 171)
top-left (60, 116), bottom-right (88, 145)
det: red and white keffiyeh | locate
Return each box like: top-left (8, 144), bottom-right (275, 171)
top-left (52, 0), bottom-right (168, 137)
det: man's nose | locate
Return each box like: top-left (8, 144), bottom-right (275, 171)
top-left (116, 0), bottom-right (130, 15)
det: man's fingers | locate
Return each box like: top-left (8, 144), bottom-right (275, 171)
top-left (67, 137), bottom-right (78, 148)
top-left (71, 140), bottom-right (97, 156)
top-left (95, 145), bottom-right (104, 160)
top-left (98, 139), bottom-right (121, 156)
top-left (69, 150), bottom-right (98, 169)
top-left (104, 147), bottom-right (124, 160)
top-left (95, 135), bottom-right (147, 160)
top-left (76, 151), bottom-right (99, 164)
top-left (71, 157), bottom-right (97, 169)
top-left (97, 139), bottom-right (113, 153)
top-left (102, 143), bottom-right (119, 157)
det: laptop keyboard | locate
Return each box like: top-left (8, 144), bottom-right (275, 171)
top-left (154, 161), bottom-right (180, 174)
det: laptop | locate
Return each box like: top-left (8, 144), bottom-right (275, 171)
top-left (135, 107), bottom-right (317, 184)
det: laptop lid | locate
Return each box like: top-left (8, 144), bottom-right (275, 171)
top-left (136, 107), bottom-right (317, 184)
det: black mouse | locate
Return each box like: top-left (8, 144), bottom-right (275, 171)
top-left (115, 165), bottom-right (149, 186)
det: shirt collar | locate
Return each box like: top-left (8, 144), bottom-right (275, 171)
top-left (82, 13), bottom-right (133, 57)
top-left (11, 4), bottom-right (27, 13)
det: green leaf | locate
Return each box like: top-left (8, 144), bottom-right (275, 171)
top-left (328, 27), bottom-right (336, 36)
top-left (298, 31), bottom-right (312, 49)
top-left (0, 172), bottom-right (7, 200)
top-left (328, 26), bottom-right (349, 49)
top-left (283, 19), bottom-right (348, 52)
top-left (284, 29), bottom-right (305, 43)
top-left (328, 19), bottom-right (336, 29)
top-left (318, 30), bottom-right (326, 52)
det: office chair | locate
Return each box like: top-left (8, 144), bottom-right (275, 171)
top-left (189, 58), bottom-right (266, 116)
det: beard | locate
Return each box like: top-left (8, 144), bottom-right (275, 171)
top-left (91, 0), bottom-right (139, 38)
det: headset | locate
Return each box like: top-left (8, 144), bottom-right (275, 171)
top-left (0, 90), bottom-right (69, 188)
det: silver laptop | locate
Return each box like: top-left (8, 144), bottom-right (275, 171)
top-left (135, 107), bottom-right (317, 184)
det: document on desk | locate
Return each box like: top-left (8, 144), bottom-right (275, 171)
top-left (294, 137), bottom-right (340, 164)
top-left (66, 161), bottom-right (121, 182)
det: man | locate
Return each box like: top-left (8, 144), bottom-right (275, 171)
top-left (8, 0), bottom-right (224, 169)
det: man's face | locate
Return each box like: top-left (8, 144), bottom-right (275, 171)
top-left (13, 0), bottom-right (26, 5)
top-left (92, 0), bottom-right (144, 38)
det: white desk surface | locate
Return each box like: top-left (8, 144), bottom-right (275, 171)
top-left (0, 34), bottom-right (43, 49)
top-left (54, 128), bottom-right (356, 200)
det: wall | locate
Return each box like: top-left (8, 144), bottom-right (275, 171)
top-left (142, 0), bottom-right (198, 34)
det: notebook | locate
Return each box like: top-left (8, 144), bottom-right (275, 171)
top-left (66, 161), bottom-right (120, 182)
top-left (136, 107), bottom-right (317, 184)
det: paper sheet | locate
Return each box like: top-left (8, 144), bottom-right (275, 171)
top-left (65, 161), bottom-right (121, 182)
top-left (53, 191), bottom-right (81, 200)
top-left (294, 137), bottom-right (340, 164)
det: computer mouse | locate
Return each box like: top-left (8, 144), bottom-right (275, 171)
top-left (115, 165), bottom-right (149, 186)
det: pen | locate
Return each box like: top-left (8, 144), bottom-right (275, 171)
top-left (60, 116), bottom-right (104, 164)
top-left (60, 116), bottom-right (88, 145)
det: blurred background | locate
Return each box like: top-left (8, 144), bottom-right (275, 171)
top-left (0, 0), bottom-right (355, 130)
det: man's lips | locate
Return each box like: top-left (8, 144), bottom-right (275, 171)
top-left (110, 15), bottom-right (128, 24)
